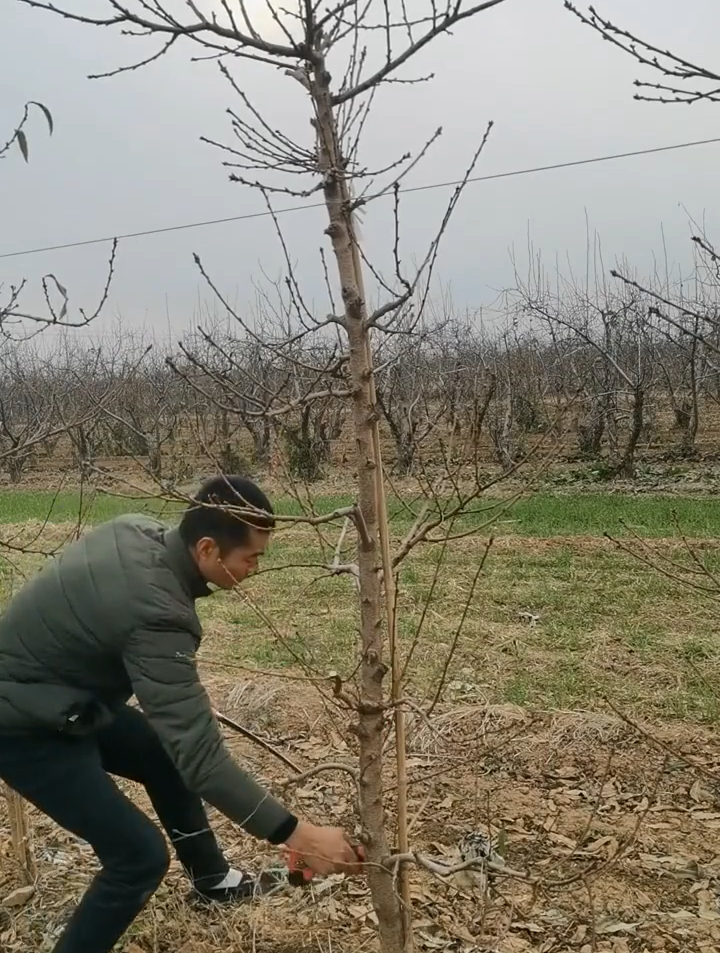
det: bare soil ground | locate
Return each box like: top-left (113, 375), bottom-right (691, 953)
top-left (3, 674), bottom-right (720, 953)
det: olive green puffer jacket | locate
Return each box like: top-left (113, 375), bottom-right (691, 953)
top-left (0, 514), bottom-right (293, 842)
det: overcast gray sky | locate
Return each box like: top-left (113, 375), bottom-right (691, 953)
top-left (2, 0), bottom-right (720, 342)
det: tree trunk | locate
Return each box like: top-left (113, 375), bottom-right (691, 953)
top-left (312, 60), bottom-right (404, 953)
top-left (577, 406), bottom-right (605, 458)
top-left (470, 376), bottom-right (496, 448)
top-left (249, 419), bottom-right (272, 467)
top-left (6, 453), bottom-right (25, 483)
top-left (490, 401), bottom-right (517, 471)
top-left (616, 385), bottom-right (644, 478)
top-left (684, 335), bottom-right (700, 455)
top-left (376, 392), bottom-right (415, 475)
top-left (396, 432), bottom-right (415, 476)
top-left (147, 436), bottom-right (162, 480)
top-left (71, 424), bottom-right (97, 471)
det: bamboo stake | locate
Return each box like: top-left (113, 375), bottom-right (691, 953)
top-left (313, 61), bottom-right (404, 953)
top-left (348, 235), bottom-right (414, 953)
top-left (3, 784), bottom-right (35, 884)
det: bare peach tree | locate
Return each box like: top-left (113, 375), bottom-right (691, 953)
top-left (512, 250), bottom-right (658, 478)
top-left (179, 327), bottom-right (279, 469)
top-left (0, 345), bottom-right (104, 483)
top-left (11, 2), bottom-right (524, 950)
top-left (1, 102), bottom-right (118, 339)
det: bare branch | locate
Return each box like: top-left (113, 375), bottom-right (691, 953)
top-left (15, 0), bottom-right (300, 61)
top-left (333, 0), bottom-right (510, 104)
top-left (566, 3), bottom-right (720, 105)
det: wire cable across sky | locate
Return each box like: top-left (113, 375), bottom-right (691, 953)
top-left (1, 134), bottom-right (719, 262)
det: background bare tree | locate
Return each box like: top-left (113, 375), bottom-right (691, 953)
top-left (1, 102), bottom-right (118, 340)
top-left (565, 4), bottom-right (720, 459)
top-left (3, 281), bottom-right (720, 491)
top-left (0, 342), bottom-right (112, 483)
top-left (513, 245), bottom-right (660, 478)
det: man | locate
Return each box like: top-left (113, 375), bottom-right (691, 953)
top-left (0, 475), bottom-right (360, 953)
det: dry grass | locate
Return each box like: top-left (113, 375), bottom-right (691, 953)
top-left (3, 682), bottom-right (720, 953)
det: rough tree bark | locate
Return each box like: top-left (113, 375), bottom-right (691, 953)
top-left (615, 384), bottom-right (644, 479)
top-left (312, 57), bottom-right (405, 953)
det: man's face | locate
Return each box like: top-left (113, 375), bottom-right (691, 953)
top-left (193, 528), bottom-right (270, 590)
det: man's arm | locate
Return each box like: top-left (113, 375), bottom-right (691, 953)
top-left (122, 626), bottom-right (297, 844)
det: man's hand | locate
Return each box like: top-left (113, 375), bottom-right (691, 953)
top-left (285, 821), bottom-right (363, 876)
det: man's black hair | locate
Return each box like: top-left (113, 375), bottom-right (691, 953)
top-left (179, 475), bottom-right (275, 551)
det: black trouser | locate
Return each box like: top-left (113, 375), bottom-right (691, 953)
top-left (0, 705), bottom-right (230, 953)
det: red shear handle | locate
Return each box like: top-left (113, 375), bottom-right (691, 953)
top-left (284, 822), bottom-right (364, 876)
top-left (284, 848), bottom-right (315, 882)
top-left (283, 843), bottom-right (365, 881)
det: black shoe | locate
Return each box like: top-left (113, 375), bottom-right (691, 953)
top-left (191, 869), bottom-right (287, 905)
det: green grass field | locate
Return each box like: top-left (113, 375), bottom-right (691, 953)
top-left (0, 487), bottom-right (719, 537)
top-left (1, 487), bottom-right (718, 723)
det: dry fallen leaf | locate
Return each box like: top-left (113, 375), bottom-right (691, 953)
top-left (595, 917), bottom-right (640, 936)
top-left (496, 936), bottom-right (534, 952)
top-left (2, 885), bottom-right (35, 908)
top-left (347, 904), bottom-right (372, 919)
top-left (416, 931), bottom-right (448, 950)
top-left (547, 831), bottom-right (577, 849)
top-left (697, 890), bottom-right (720, 921)
top-left (585, 835), bottom-right (619, 858)
top-left (690, 779), bottom-right (705, 803)
top-left (447, 922), bottom-right (475, 943)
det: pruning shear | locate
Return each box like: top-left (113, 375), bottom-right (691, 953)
top-left (283, 847), bottom-right (315, 886)
top-left (282, 843), bottom-right (365, 887)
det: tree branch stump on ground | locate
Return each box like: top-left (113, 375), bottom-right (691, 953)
top-left (3, 783), bottom-right (35, 885)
